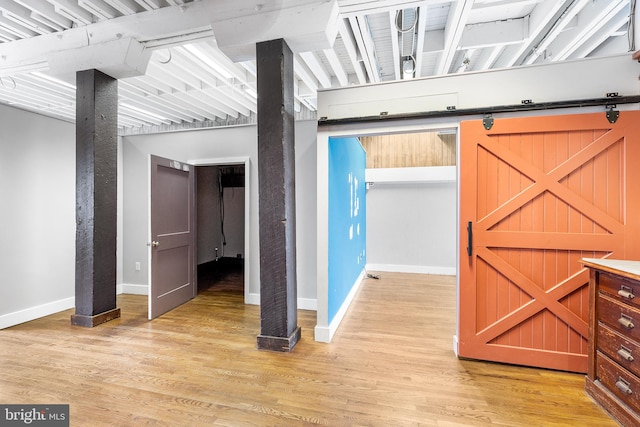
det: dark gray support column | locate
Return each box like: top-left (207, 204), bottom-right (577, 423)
top-left (256, 39), bottom-right (301, 351)
top-left (71, 69), bottom-right (121, 327)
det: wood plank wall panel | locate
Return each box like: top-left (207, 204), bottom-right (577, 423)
top-left (360, 132), bottom-right (456, 168)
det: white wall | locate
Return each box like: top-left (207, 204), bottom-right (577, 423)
top-left (366, 181), bottom-right (456, 275)
top-left (220, 186), bottom-right (245, 259)
top-left (196, 166), bottom-right (221, 265)
top-left (0, 105), bottom-right (76, 328)
top-left (121, 120), bottom-right (318, 308)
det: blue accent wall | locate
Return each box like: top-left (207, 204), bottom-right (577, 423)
top-left (328, 136), bottom-right (366, 323)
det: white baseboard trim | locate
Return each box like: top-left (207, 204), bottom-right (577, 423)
top-left (298, 298), bottom-right (317, 311)
top-left (119, 284), bottom-right (149, 295)
top-left (452, 334), bottom-right (459, 356)
top-left (246, 293), bottom-right (260, 305)
top-left (314, 270), bottom-right (365, 343)
top-left (0, 297), bottom-right (75, 330)
top-left (366, 263), bottom-right (456, 276)
top-left (246, 293), bottom-right (317, 311)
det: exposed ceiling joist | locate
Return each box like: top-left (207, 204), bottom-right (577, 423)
top-left (0, 0), bottom-right (634, 133)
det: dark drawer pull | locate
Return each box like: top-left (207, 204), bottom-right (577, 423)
top-left (616, 377), bottom-right (633, 395)
top-left (619, 314), bottom-right (635, 329)
top-left (619, 285), bottom-right (635, 300)
top-left (618, 346), bottom-right (635, 362)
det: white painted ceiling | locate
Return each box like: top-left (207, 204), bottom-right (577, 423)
top-left (0, 0), bottom-right (635, 133)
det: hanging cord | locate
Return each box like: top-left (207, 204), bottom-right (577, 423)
top-left (395, 9), bottom-right (417, 33)
top-left (629, 0), bottom-right (637, 52)
top-left (218, 169), bottom-right (226, 258)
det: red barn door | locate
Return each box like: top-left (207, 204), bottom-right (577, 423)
top-left (459, 111), bottom-right (640, 372)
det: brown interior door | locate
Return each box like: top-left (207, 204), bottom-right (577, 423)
top-left (459, 111), bottom-right (640, 372)
top-left (149, 155), bottom-right (196, 319)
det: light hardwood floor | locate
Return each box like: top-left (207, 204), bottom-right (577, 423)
top-left (0, 272), bottom-right (616, 426)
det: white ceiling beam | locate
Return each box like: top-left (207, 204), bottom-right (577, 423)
top-left (30, 13), bottom-right (66, 32)
top-left (337, 17), bottom-right (367, 84)
top-left (0, 1), bottom-right (214, 76)
top-left (23, 73), bottom-right (75, 98)
top-left (144, 60), bottom-right (189, 92)
top-left (501, 0), bottom-right (570, 67)
top-left (475, 44), bottom-right (505, 70)
top-left (338, 0), bottom-right (446, 17)
top-left (299, 51), bottom-right (333, 89)
top-left (0, 91), bottom-right (74, 121)
top-left (3, 77), bottom-right (73, 107)
top-left (119, 107), bottom-right (165, 126)
top-left (200, 86), bottom-right (253, 116)
top-left (0, 2), bottom-right (53, 35)
top-left (48, 0), bottom-right (94, 26)
top-left (184, 85), bottom-right (242, 119)
top-left (388, 10), bottom-right (401, 81)
top-left (472, 0), bottom-right (545, 10)
top-left (16, 0), bottom-right (73, 29)
top-left (522, 0), bottom-right (590, 65)
top-left (323, 47), bottom-right (349, 86)
top-left (293, 55), bottom-right (319, 93)
top-left (103, 0), bottom-right (141, 15)
top-left (216, 85), bottom-right (257, 114)
top-left (169, 91), bottom-right (231, 120)
top-left (569, 8), bottom-right (630, 60)
top-left (118, 114), bottom-right (149, 128)
top-left (119, 88), bottom-right (200, 123)
top-left (182, 43), bottom-right (236, 81)
top-left (167, 47), bottom-right (221, 87)
top-left (459, 17), bottom-right (527, 49)
top-left (349, 15), bottom-right (380, 82)
top-left (120, 103), bottom-right (173, 125)
top-left (0, 15), bottom-right (37, 38)
top-left (118, 93), bottom-right (189, 123)
top-left (119, 80), bottom-right (206, 122)
top-left (413, 5), bottom-right (428, 78)
top-left (0, 27), bottom-right (19, 41)
top-left (550, 0), bottom-right (628, 62)
top-left (78, 0), bottom-right (120, 20)
top-left (173, 46), bottom-right (256, 113)
top-left (197, 41), bottom-right (250, 83)
top-left (163, 91), bottom-right (225, 121)
top-left (436, 0), bottom-right (474, 75)
top-left (165, 48), bottom-right (254, 115)
top-left (125, 74), bottom-right (166, 96)
top-left (132, 0), bottom-right (162, 11)
top-left (210, 0), bottom-right (339, 61)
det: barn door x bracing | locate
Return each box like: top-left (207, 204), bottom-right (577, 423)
top-left (149, 155), bottom-right (196, 320)
top-left (459, 111), bottom-right (640, 373)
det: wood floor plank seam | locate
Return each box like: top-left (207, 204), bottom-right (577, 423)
top-left (0, 271), bottom-right (617, 426)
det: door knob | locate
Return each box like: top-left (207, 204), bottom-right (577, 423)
top-left (151, 241), bottom-right (160, 247)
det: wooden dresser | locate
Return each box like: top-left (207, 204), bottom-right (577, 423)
top-left (583, 258), bottom-right (640, 426)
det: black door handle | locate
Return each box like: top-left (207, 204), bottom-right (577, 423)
top-left (467, 221), bottom-right (473, 256)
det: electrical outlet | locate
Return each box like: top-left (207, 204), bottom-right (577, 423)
top-left (135, 262), bottom-right (140, 271)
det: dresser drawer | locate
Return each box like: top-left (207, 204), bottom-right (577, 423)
top-left (600, 271), bottom-right (640, 309)
top-left (598, 294), bottom-right (640, 341)
top-left (597, 351), bottom-right (640, 413)
top-left (598, 323), bottom-right (640, 378)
